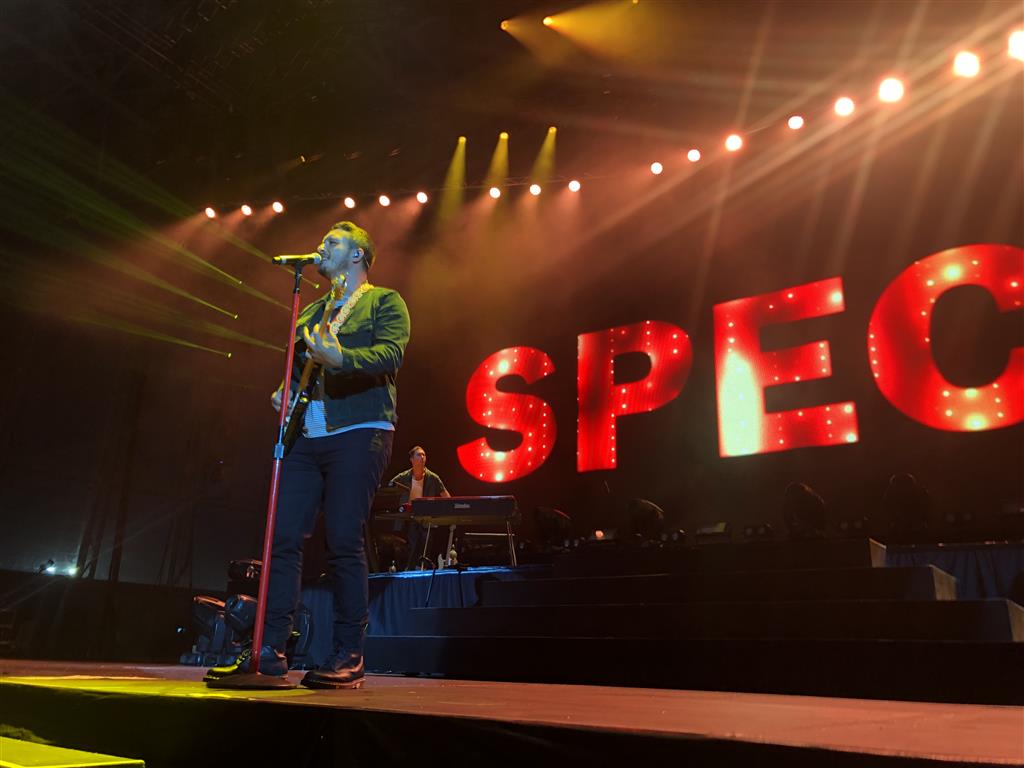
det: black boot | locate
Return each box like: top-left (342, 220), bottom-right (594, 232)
top-left (301, 650), bottom-right (365, 689)
top-left (203, 645), bottom-right (288, 682)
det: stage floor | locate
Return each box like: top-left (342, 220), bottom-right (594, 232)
top-left (1, 660), bottom-right (1021, 766)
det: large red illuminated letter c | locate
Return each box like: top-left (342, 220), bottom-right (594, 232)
top-left (869, 243), bottom-right (1023, 431)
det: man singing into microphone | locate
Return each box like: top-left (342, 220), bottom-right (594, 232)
top-left (208, 220), bottom-right (410, 689)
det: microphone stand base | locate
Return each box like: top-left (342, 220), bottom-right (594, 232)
top-left (205, 672), bottom-right (297, 690)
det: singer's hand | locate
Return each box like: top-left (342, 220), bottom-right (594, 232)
top-left (302, 323), bottom-right (345, 368)
top-left (271, 387), bottom-right (284, 413)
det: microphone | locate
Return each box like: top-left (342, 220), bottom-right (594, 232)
top-left (272, 252), bottom-right (322, 266)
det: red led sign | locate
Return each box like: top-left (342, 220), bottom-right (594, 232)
top-left (458, 244), bottom-right (1023, 482)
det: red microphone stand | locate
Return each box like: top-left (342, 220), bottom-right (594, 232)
top-left (208, 263), bottom-right (311, 690)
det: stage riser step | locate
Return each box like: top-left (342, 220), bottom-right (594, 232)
top-left (552, 538), bottom-right (886, 578)
top-left (366, 635), bottom-right (1024, 705)
top-left (477, 566), bottom-right (955, 606)
top-left (403, 599), bottom-right (1024, 642)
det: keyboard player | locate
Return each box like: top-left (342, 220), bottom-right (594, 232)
top-left (387, 445), bottom-right (450, 568)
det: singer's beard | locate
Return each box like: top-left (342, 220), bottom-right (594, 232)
top-left (317, 261), bottom-right (344, 281)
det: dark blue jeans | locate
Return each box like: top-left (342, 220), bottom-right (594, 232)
top-left (263, 427), bottom-right (393, 656)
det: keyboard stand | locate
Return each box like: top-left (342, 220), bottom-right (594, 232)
top-left (418, 520), bottom-right (516, 568)
top-left (374, 495), bottom-right (519, 571)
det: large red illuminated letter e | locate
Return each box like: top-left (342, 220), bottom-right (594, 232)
top-left (714, 277), bottom-right (858, 457)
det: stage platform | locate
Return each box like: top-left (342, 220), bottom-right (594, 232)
top-left (1, 661), bottom-right (1021, 768)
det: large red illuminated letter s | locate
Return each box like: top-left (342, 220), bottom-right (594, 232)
top-left (457, 347), bottom-right (556, 483)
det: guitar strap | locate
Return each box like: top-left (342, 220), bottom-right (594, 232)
top-left (287, 282), bottom-right (374, 415)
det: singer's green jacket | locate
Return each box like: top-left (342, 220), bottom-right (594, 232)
top-left (286, 286), bottom-right (410, 430)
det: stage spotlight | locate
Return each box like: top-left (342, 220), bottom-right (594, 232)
top-left (649, 161), bottom-right (663, 175)
top-left (378, 194), bottom-right (391, 207)
top-left (627, 498), bottom-right (665, 541)
top-left (953, 51), bottom-right (980, 78)
top-left (787, 115), bottom-right (805, 130)
top-left (240, 204), bottom-right (252, 216)
top-left (883, 473), bottom-right (931, 544)
top-left (687, 149), bottom-right (701, 162)
top-left (1011, 30), bottom-right (1024, 61)
top-left (567, 179), bottom-right (581, 192)
top-left (878, 77), bottom-right (904, 103)
top-left (543, 16), bottom-right (554, 26)
top-left (489, 186), bottom-right (501, 199)
top-left (694, 522), bottom-right (731, 544)
top-left (743, 523), bottom-right (775, 542)
top-left (66, 565), bottom-right (78, 576)
top-left (588, 528), bottom-right (619, 543)
top-left (837, 516), bottom-right (869, 538)
top-left (659, 529), bottom-right (686, 545)
top-left (529, 183), bottom-right (541, 196)
top-left (416, 191), bottom-right (429, 204)
top-left (271, 201), bottom-right (285, 214)
top-left (834, 97), bottom-right (855, 117)
top-left (343, 196), bottom-right (356, 209)
top-left (533, 506), bottom-right (572, 549)
top-left (782, 482), bottom-right (827, 540)
top-left (500, 19), bottom-right (510, 31)
top-left (724, 134), bottom-right (743, 151)
top-left (204, 207), bottom-right (216, 219)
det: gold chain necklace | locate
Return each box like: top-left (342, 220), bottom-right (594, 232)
top-left (327, 281), bottom-right (373, 336)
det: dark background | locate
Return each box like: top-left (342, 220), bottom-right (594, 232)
top-left (0, 0), bottom-right (1021, 589)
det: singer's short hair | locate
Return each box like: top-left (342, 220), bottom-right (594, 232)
top-left (409, 445), bottom-right (426, 460)
top-left (327, 221), bottom-right (375, 270)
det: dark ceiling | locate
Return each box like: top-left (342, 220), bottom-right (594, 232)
top-left (3, 0), bottom-right (1009, 210)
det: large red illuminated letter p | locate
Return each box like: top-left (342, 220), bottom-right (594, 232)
top-left (577, 321), bottom-right (692, 471)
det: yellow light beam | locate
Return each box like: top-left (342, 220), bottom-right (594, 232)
top-left (0, 268), bottom-right (234, 359)
top-left (484, 132), bottom-right (510, 190)
top-left (545, 0), bottom-right (680, 64)
top-left (2, 149), bottom-right (247, 286)
top-left (437, 135), bottom-right (467, 224)
top-left (530, 126), bottom-right (557, 184)
top-left (499, 13), bottom-right (581, 68)
top-left (196, 218), bottom-right (318, 289)
top-left (3, 93), bottom-right (276, 270)
top-left (73, 310), bottom-right (234, 358)
top-left (0, 209), bottom-right (240, 319)
top-left (0, 251), bottom-right (285, 356)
